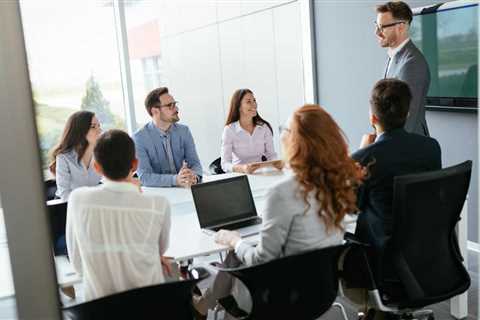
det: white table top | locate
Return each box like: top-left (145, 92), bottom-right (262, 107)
top-left (143, 171), bottom-right (286, 261)
top-left (52, 171), bottom-right (286, 288)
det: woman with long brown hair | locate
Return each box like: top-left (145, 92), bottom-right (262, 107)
top-left (49, 110), bottom-right (102, 200)
top-left (221, 89), bottom-right (278, 173)
top-left (194, 104), bottom-right (363, 317)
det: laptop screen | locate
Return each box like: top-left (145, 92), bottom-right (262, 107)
top-left (191, 175), bottom-right (257, 228)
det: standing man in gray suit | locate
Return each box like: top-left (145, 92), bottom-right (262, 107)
top-left (375, 1), bottom-right (430, 136)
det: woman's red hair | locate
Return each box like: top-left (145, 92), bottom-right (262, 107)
top-left (286, 104), bottom-right (362, 230)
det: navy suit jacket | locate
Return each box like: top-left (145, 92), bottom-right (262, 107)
top-left (351, 128), bottom-right (441, 250)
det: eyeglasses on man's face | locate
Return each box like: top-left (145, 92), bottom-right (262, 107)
top-left (156, 101), bottom-right (180, 111)
top-left (374, 21), bottom-right (405, 34)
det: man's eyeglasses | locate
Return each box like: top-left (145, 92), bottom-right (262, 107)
top-left (374, 21), bottom-right (405, 33)
top-left (157, 101), bottom-right (179, 110)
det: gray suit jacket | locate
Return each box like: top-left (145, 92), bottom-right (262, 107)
top-left (235, 175), bottom-right (344, 266)
top-left (385, 40), bottom-right (430, 136)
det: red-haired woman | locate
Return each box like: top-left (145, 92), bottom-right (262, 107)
top-left (194, 104), bottom-right (363, 317)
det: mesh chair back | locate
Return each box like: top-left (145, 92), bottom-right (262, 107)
top-left (391, 160), bottom-right (471, 308)
top-left (47, 200), bottom-right (68, 256)
top-left (44, 179), bottom-right (57, 201)
top-left (63, 267), bottom-right (209, 320)
top-left (209, 157), bottom-right (225, 175)
top-left (226, 244), bottom-right (346, 319)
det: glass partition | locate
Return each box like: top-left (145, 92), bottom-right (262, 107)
top-left (20, 0), bottom-right (127, 171)
top-left (0, 195), bottom-right (18, 319)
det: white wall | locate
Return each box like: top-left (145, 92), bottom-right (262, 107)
top-left (130, 0), bottom-right (305, 169)
top-left (313, 0), bottom-right (479, 242)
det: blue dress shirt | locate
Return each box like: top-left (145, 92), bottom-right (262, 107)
top-left (133, 122), bottom-right (203, 187)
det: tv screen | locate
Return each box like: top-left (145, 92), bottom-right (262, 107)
top-left (411, 2), bottom-right (478, 112)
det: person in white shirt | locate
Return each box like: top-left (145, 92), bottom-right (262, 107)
top-left (194, 104), bottom-right (363, 317)
top-left (66, 129), bottom-right (171, 301)
top-left (221, 89), bottom-right (280, 173)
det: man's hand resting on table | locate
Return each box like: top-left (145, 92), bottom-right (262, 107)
top-left (176, 167), bottom-right (197, 187)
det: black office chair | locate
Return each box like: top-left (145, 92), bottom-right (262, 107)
top-left (63, 267), bottom-right (210, 320)
top-left (213, 245), bottom-right (349, 320)
top-left (351, 161), bottom-right (472, 320)
top-left (47, 200), bottom-right (68, 256)
top-left (209, 157), bottom-right (225, 175)
top-left (44, 179), bottom-right (57, 201)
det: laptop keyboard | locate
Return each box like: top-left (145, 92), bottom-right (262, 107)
top-left (212, 217), bottom-right (262, 232)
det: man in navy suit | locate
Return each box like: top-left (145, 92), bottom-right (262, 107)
top-left (352, 78), bottom-right (441, 251)
top-left (344, 79), bottom-right (441, 319)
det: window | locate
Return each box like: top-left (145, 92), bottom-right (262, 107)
top-left (20, 0), bottom-right (127, 170)
top-left (141, 55), bottom-right (163, 91)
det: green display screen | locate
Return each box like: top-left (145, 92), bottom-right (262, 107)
top-left (411, 4), bottom-right (478, 108)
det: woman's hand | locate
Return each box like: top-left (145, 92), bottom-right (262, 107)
top-left (244, 163), bottom-right (261, 174)
top-left (215, 230), bottom-right (241, 248)
top-left (233, 163), bottom-right (260, 174)
top-left (271, 160), bottom-right (284, 170)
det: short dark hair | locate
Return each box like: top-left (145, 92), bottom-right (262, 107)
top-left (94, 130), bottom-right (135, 180)
top-left (376, 1), bottom-right (413, 24)
top-left (145, 87), bottom-right (169, 116)
top-left (370, 78), bottom-right (412, 131)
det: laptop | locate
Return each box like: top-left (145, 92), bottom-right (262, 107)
top-left (191, 175), bottom-right (262, 237)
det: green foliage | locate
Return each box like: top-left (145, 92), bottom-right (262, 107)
top-left (35, 102), bottom-right (73, 168)
top-left (36, 75), bottom-right (126, 169)
top-left (81, 75), bottom-right (117, 130)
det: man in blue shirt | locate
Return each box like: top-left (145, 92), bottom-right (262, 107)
top-left (133, 87), bottom-right (202, 187)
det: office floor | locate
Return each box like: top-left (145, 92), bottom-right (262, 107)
top-left (0, 250), bottom-right (478, 320)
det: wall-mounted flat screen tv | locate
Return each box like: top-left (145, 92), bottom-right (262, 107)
top-left (411, 1), bottom-right (478, 112)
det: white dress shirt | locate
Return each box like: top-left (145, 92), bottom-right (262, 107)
top-left (66, 180), bottom-right (171, 301)
top-left (221, 121), bottom-right (277, 172)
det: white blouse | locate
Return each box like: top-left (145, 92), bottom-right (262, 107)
top-left (221, 121), bottom-right (277, 172)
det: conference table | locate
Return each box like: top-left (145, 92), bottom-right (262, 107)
top-left (144, 171), bottom-right (281, 261)
top-left (55, 171), bottom-right (281, 288)
top-left (55, 171), bottom-right (469, 319)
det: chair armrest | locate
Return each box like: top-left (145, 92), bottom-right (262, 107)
top-left (339, 244), bottom-right (379, 291)
top-left (218, 295), bottom-right (249, 320)
top-left (188, 267), bottom-right (210, 281)
top-left (344, 232), bottom-right (371, 247)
